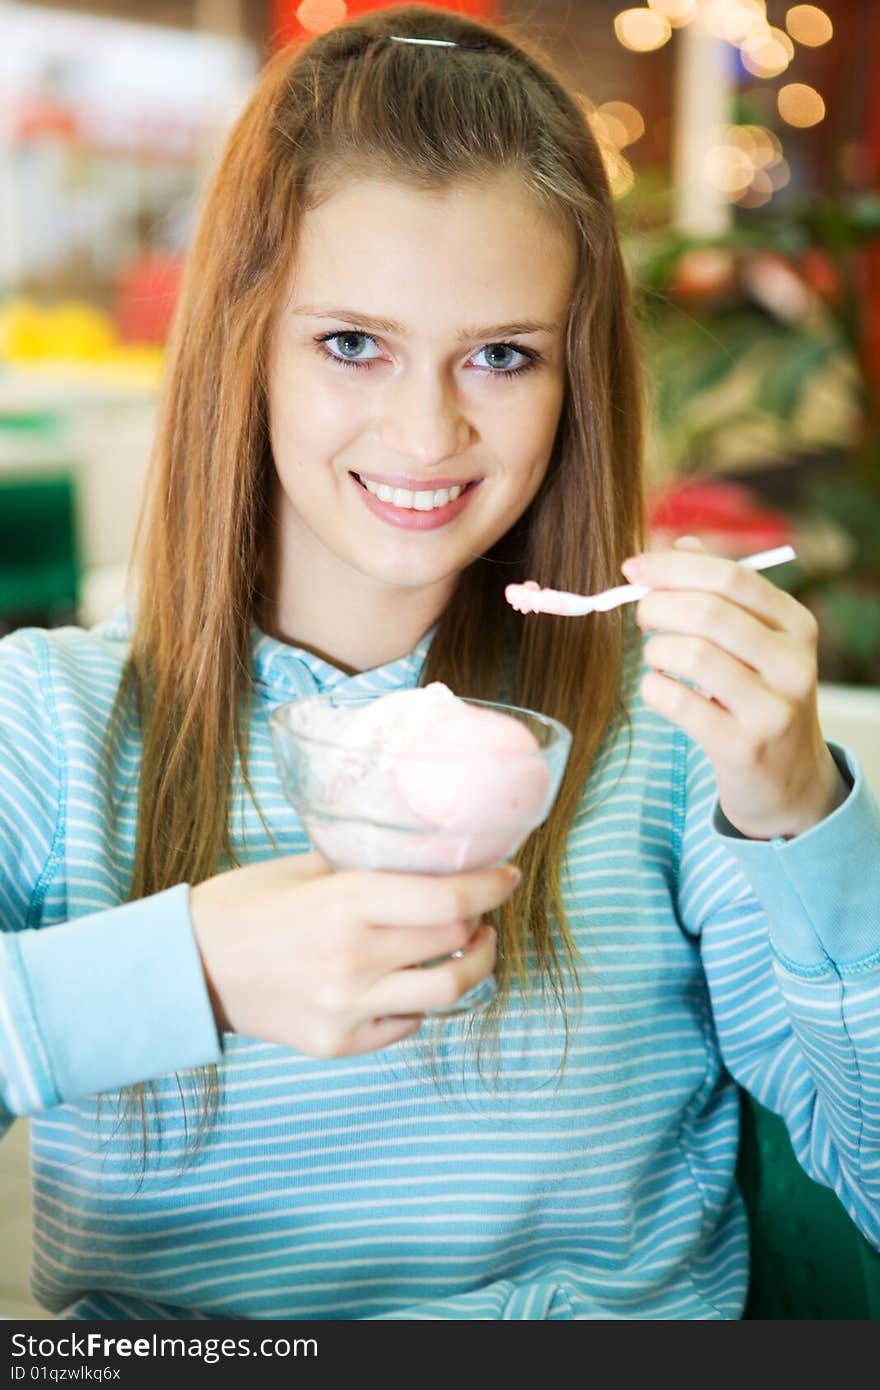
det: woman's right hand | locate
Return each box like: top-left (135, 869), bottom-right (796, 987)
top-left (189, 852), bottom-right (520, 1058)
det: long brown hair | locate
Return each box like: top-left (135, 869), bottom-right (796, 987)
top-left (103, 3), bottom-right (646, 1174)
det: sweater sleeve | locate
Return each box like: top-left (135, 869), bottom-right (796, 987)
top-left (675, 732), bottom-right (880, 1249)
top-left (0, 628), bottom-right (221, 1130)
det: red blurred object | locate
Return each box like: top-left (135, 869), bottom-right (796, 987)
top-left (857, 2), bottom-right (880, 426)
top-left (647, 478), bottom-right (794, 557)
top-left (270, 0), bottom-right (499, 51)
top-left (15, 95), bottom-right (79, 141)
top-left (114, 250), bottom-right (184, 345)
top-left (799, 248), bottom-right (841, 305)
top-left (668, 247), bottom-right (736, 301)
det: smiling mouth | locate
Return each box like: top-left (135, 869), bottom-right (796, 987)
top-left (350, 472), bottom-right (480, 511)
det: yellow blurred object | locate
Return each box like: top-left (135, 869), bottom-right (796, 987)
top-left (0, 298), bottom-right (164, 389)
top-left (1, 298), bottom-right (115, 361)
top-left (8, 352), bottom-right (165, 392)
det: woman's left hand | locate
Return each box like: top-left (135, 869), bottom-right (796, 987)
top-left (623, 536), bottom-right (851, 841)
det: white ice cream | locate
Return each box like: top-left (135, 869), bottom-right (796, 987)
top-left (272, 682), bottom-right (553, 872)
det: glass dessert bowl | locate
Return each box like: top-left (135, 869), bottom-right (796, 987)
top-left (269, 683), bottom-right (572, 1014)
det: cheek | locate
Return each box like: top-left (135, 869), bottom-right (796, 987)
top-left (269, 367), bottom-right (356, 474)
top-left (498, 379), bottom-right (564, 480)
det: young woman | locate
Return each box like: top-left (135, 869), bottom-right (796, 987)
top-left (1, 5), bottom-right (877, 1321)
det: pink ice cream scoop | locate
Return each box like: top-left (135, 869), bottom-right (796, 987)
top-left (393, 701), bottom-right (550, 830)
top-left (270, 684), bottom-right (572, 1013)
top-left (270, 682), bottom-right (569, 874)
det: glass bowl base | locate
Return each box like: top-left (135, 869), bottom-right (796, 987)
top-left (423, 974), bottom-right (497, 1017)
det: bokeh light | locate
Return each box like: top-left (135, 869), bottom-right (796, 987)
top-left (600, 144), bottom-right (637, 198)
top-left (614, 8), bottom-right (672, 52)
top-left (703, 124), bottom-right (789, 205)
top-left (785, 5), bottom-right (833, 47)
top-left (581, 93), bottom-right (639, 199)
top-left (647, 0), bottom-right (699, 25)
top-left (296, 0), bottom-right (348, 35)
top-left (766, 159), bottom-right (791, 190)
top-left (778, 83), bottom-right (826, 127)
top-left (727, 123), bottom-right (783, 167)
top-left (704, 143), bottom-right (754, 196)
top-left (701, 0), bottom-right (768, 46)
top-left (595, 100), bottom-right (646, 147)
top-left (741, 26), bottom-right (795, 78)
top-left (732, 168), bottom-right (774, 207)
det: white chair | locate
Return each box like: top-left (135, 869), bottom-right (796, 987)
top-left (0, 1119), bottom-right (47, 1317)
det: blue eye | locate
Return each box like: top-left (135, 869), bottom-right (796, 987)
top-left (320, 331), bottom-right (380, 367)
top-left (315, 331), bottom-right (540, 379)
top-left (472, 343), bottom-right (534, 374)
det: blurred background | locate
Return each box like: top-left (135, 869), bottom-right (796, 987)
top-left (0, 0), bottom-right (878, 689)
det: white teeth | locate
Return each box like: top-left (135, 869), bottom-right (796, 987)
top-left (359, 476), bottom-right (465, 510)
top-left (414, 489), bottom-right (448, 511)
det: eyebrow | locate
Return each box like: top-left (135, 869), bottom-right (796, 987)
top-left (291, 305), bottom-right (560, 341)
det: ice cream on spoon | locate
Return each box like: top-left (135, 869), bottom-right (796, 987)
top-left (505, 544), bottom-right (797, 616)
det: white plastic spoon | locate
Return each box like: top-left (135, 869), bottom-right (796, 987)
top-left (504, 544), bottom-right (797, 617)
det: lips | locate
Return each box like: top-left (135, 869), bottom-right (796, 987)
top-left (351, 471), bottom-right (480, 492)
top-left (349, 471), bottom-right (482, 531)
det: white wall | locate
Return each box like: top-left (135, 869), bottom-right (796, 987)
top-left (817, 682), bottom-right (880, 795)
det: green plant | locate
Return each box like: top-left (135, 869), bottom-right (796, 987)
top-left (627, 219), bottom-right (871, 482)
top-left (623, 194), bottom-right (880, 685)
top-left (788, 465), bottom-right (880, 686)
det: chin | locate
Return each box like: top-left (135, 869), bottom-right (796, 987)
top-left (355, 551), bottom-right (463, 593)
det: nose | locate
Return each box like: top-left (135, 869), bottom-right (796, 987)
top-left (377, 366), bottom-right (472, 465)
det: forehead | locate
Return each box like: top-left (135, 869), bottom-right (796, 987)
top-left (286, 173), bottom-right (578, 321)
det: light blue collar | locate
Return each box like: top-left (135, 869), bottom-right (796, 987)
top-left (248, 620), bottom-right (439, 701)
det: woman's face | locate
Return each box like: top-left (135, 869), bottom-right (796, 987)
top-left (266, 172), bottom-right (578, 648)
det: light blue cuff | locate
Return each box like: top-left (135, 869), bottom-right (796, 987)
top-left (17, 885), bottom-right (222, 1102)
top-left (709, 742), bottom-right (880, 971)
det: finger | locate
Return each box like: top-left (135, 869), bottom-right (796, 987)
top-left (641, 669), bottom-right (739, 750)
top-left (623, 548), bottom-right (809, 641)
top-left (369, 916), bottom-right (482, 974)
top-left (637, 592), bottom-right (814, 701)
top-left (641, 635), bottom-right (789, 727)
top-left (337, 1014), bottom-right (425, 1057)
top-left (363, 923), bottom-right (497, 1018)
top-left (339, 863), bottom-right (519, 929)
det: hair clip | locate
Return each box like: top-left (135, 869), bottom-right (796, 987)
top-left (389, 35), bottom-right (459, 47)
top-left (387, 34), bottom-right (489, 51)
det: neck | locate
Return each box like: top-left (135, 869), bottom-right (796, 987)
top-left (258, 524), bottom-right (448, 676)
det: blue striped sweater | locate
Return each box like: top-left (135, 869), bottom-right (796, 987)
top-left (1, 608), bottom-right (878, 1320)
